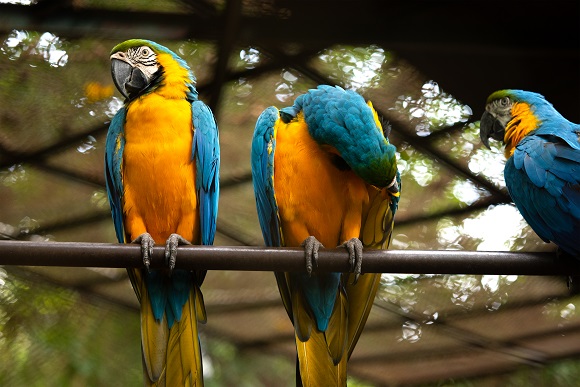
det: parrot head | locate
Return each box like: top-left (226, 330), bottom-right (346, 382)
top-left (358, 102), bottom-right (399, 193)
top-left (110, 39), bottom-right (195, 101)
top-left (480, 90), bottom-right (514, 149)
top-left (292, 86), bottom-right (399, 192)
top-left (480, 89), bottom-right (553, 157)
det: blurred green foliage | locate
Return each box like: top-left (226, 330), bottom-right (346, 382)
top-left (0, 267), bottom-right (141, 386)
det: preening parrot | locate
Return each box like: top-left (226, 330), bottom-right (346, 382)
top-left (251, 85), bottom-right (400, 386)
top-left (480, 89), bottom-right (580, 260)
top-left (105, 39), bottom-right (219, 386)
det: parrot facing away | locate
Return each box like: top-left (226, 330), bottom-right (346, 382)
top-left (105, 39), bottom-right (219, 386)
top-left (251, 85), bottom-right (400, 386)
top-left (479, 89), bottom-right (580, 260)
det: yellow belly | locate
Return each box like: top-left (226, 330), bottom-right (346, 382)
top-left (274, 118), bottom-right (369, 248)
top-left (121, 94), bottom-right (199, 244)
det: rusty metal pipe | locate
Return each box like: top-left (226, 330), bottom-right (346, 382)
top-left (0, 240), bottom-right (578, 275)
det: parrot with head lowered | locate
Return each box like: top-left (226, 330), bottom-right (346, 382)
top-left (480, 89), bottom-right (580, 261)
top-left (251, 85), bottom-right (400, 386)
top-left (105, 39), bottom-right (219, 386)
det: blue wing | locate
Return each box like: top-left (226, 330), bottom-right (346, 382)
top-left (104, 107), bottom-right (126, 243)
top-left (506, 131), bottom-right (580, 256)
top-left (251, 106), bottom-right (283, 247)
top-left (191, 100), bottom-right (220, 246)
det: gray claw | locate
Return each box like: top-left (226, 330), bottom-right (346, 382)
top-left (341, 238), bottom-right (364, 284)
top-left (300, 236), bottom-right (324, 276)
top-left (165, 233), bottom-right (191, 273)
top-left (132, 233), bottom-right (155, 271)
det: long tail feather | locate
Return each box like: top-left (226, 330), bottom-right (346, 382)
top-left (289, 273), bottom-right (313, 342)
top-left (296, 327), bottom-right (347, 387)
top-left (139, 273), bottom-right (169, 383)
top-left (325, 286), bottom-right (348, 364)
top-left (166, 287), bottom-right (203, 387)
top-left (194, 285), bottom-right (207, 324)
top-left (295, 287), bottom-right (349, 386)
top-left (139, 274), bottom-right (204, 386)
top-left (345, 273), bottom-right (381, 359)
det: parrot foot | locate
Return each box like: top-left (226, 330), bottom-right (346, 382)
top-left (165, 233), bottom-right (191, 273)
top-left (340, 238), bottom-right (364, 285)
top-left (300, 236), bottom-right (324, 276)
top-left (132, 233), bottom-right (154, 272)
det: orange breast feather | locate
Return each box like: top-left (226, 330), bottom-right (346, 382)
top-left (121, 93), bottom-right (199, 244)
top-left (274, 117), bottom-right (369, 248)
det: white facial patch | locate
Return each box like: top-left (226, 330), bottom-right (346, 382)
top-left (111, 45), bottom-right (160, 80)
top-left (486, 97), bottom-right (514, 127)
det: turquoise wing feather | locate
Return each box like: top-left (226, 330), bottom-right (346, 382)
top-left (191, 100), bottom-right (220, 246)
top-left (104, 107), bottom-right (126, 244)
top-left (251, 106), bottom-right (292, 323)
top-left (506, 131), bottom-right (580, 256)
top-left (251, 106), bottom-right (283, 248)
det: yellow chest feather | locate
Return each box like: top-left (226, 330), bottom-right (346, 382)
top-left (274, 117), bottom-right (369, 247)
top-left (504, 102), bottom-right (540, 158)
top-left (121, 93), bottom-right (198, 242)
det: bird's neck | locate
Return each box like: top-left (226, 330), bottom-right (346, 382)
top-left (504, 102), bottom-right (540, 158)
top-left (154, 53), bottom-right (194, 100)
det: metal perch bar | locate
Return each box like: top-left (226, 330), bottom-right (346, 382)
top-left (0, 240), bottom-right (579, 275)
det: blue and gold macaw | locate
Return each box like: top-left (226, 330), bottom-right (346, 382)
top-left (480, 90), bottom-right (580, 261)
top-left (251, 85), bottom-right (400, 386)
top-left (105, 39), bottom-right (219, 386)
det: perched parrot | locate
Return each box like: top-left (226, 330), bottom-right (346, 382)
top-left (105, 39), bottom-right (219, 386)
top-left (480, 89), bottom-right (580, 261)
top-left (251, 85), bottom-right (400, 386)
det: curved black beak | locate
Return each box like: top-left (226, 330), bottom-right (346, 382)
top-left (111, 58), bottom-right (148, 100)
top-left (480, 111), bottom-right (506, 149)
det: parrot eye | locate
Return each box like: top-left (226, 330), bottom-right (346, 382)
top-left (499, 97), bottom-right (510, 107)
top-left (137, 47), bottom-right (157, 65)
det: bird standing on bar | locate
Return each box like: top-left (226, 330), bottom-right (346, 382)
top-left (251, 85), bottom-right (400, 386)
top-left (480, 89), bottom-right (579, 285)
top-left (105, 39), bottom-right (220, 386)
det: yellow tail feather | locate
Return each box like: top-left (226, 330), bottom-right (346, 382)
top-left (194, 285), bottom-right (207, 324)
top-left (325, 287), bottom-right (348, 365)
top-left (141, 286), bottom-right (169, 382)
top-left (165, 288), bottom-right (203, 387)
top-left (344, 273), bottom-right (381, 359)
top-left (294, 287), bottom-right (349, 386)
top-left (289, 275), bottom-right (313, 342)
top-left (139, 280), bottom-right (204, 387)
top-left (296, 327), bottom-right (348, 387)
